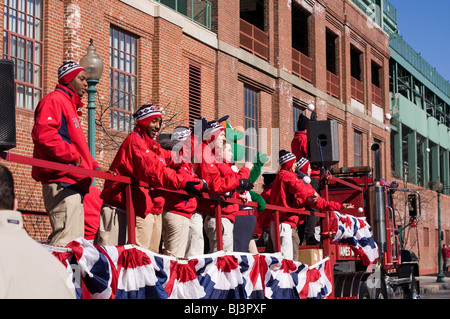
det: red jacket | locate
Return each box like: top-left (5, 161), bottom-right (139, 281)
top-left (294, 184), bottom-right (343, 212)
top-left (195, 145), bottom-right (250, 222)
top-left (269, 169), bottom-right (316, 228)
top-left (31, 85), bottom-right (99, 193)
top-left (291, 131), bottom-right (320, 178)
top-left (100, 127), bottom-right (194, 218)
top-left (152, 162), bottom-right (198, 218)
top-left (257, 185), bottom-right (272, 229)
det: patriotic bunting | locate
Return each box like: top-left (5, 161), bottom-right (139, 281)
top-left (331, 211), bottom-right (379, 266)
top-left (50, 238), bottom-right (333, 299)
top-left (48, 212), bottom-right (377, 299)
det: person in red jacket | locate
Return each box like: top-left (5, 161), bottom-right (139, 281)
top-left (195, 120), bottom-right (254, 253)
top-left (97, 104), bottom-right (204, 251)
top-left (269, 150), bottom-right (316, 259)
top-left (295, 157), bottom-right (354, 212)
top-left (31, 61), bottom-right (107, 247)
top-left (295, 157), bottom-right (354, 245)
top-left (157, 126), bottom-right (202, 258)
top-left (291, 112), bottom-right (321, 186)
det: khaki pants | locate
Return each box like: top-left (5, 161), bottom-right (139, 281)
top-left (136, 213), bottom-right (161, 252)
top-left (204, 215), bottom-right (234, 253)
top-left (161, 211), bottom-right (190, 258)
top-left (42, 183), bottom-right (84, 247)
top-left (96, 205), bottom-right (161, 253)
top-left (185, 212), bottom-right (204, 257)
top-left (96, 205), bottom-right (127, 246)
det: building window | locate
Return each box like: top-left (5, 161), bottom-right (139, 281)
top-left (2, 0), bottom-right (43, 110)
top-left (188, 61), bottom-right (201, 129)
top-left (291, 4), bottom-right (312, 82)
top-left (110, 26), bottom-right (137, 132)
top-left (244, 86), bottom-right (258, 163)
top-left (326, 29), bottom-right (339, 98)
top-left (350, 46), bottom-right (364, 103)
top-left (292, 102), bottom-right (304, 133)
top-left (371, 62), bottom-right (382, 107)
top-left (354, 130), bottom-right (362, 166)
top-left (240, 0), bottom-right (268, 60)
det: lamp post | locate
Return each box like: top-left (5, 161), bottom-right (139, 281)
top-left (79, 39), bottom-right (104, 159)
top-left (434, 180), bottom-right (446, 283)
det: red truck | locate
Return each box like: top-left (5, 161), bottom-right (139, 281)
top-left (315, 143), bottom-right (421, 299)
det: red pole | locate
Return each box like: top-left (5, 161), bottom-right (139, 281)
top-left (125, 184), bottom-right (136, 245)
top-left (274, 211), bottom-right (281, 252)
top-left (215, 202), bottom-right (223, 251)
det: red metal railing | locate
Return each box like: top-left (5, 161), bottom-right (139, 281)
top-left (0, 150), bottom-right (328, 253)
top-left (327, 71), bottom-right (339, 99)
top-left (372, 83), bottom-right (382, 107)
top-left (351, 76), bottom-right (364, 103)
top-left (239, 18), bottom-right (268, 60)
top-left (292, 48), bottom-right (313, 83)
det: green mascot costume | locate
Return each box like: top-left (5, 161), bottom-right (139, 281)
top-left (219, 116), bottom-right (269, 252)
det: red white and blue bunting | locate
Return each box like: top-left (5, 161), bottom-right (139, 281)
top-left (50, 238), bottom-right (332, 300)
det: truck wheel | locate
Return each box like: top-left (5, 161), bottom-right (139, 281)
top-left (406, 272), bottom-right (420, 299)
top-left (358, 282), bottom-right (370, 299)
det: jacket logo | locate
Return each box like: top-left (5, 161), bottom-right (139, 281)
top-left (72, 118), bottom-right (80, 128)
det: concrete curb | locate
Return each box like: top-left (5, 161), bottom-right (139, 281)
top-left (418, 276), bottom-right (450, 295)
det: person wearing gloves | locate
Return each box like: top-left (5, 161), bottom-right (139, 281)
top-left (269, 150), bottom-right (316, 259)
top-left (98, 104), bottom-right (205, 252)
top-left (294, 157), bottom-right (354, 246)
top-left (295, 157), bottom-right (354, 212)
top-left (194, 119), bottom-right (254, 253)
top-left (31, 61), bottom-right (108, 247)
top-left (157, 126), bottom-right (204, 258)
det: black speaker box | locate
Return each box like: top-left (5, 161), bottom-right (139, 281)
top-left (0, 59), bottom-right (16, 150)
top-left (307, 120), bottom-right (339, 167)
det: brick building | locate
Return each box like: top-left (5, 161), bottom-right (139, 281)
top-left (1, 0), bottom-right (397, 264)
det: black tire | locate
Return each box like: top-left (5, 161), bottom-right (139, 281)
top-left (406, 272), bottom-right (420, 299)
top-left (358, 282), bottom-right (371, 299)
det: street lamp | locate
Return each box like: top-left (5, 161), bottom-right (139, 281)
top-left (79, 39), bottom-right (104, 159)
top-left (434, 180), bottom-right (446, 283)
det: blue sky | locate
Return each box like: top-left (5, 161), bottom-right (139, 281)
top-left (388, 0), bottom-right (450, 83)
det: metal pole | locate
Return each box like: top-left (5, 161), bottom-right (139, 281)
top-left (437, 191), bottom-right (446, 283)
top-left (86, 79), bottom-right (99, 159)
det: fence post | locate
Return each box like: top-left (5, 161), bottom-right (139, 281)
top-left (125, 184), bottom-right (136, 245)
top-left (215, 201), bottom-right (223, 251)
top-left (273, 211), bottom-right (281, 252)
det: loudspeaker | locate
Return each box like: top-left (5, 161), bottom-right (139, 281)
top-left (0, 59), bottom-right (16, 150)
top-left (307, 120), bottom-right (339, 167)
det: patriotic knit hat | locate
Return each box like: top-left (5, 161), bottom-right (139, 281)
top-left (58, 61), bottom-right (85, 85)
top-left (279, 150), bottom-right (296, 169)
top-left (203, 121), bottom-right (224, 142)
top-left (171, 126), bottom-right (191, 141)
top-left (133, 104), bottom-right (162, 129)
top-left (296, 157), bottom-right (310, 174)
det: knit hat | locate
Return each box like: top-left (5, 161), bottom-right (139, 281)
top-left (297, 113), bottom-right (309, 131)
top-left (133, 104), bottom-right (162, 129)
top-left (296, 157), bottom-right (310, 174)
top-left (203, 121), bottom-right (224, 141)
top-left (171, 126), bottom-right (191, 141)
top-left (58, 61), bottom-right (85, 85)
top-left (279, 150), bottom-right (296, 169)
